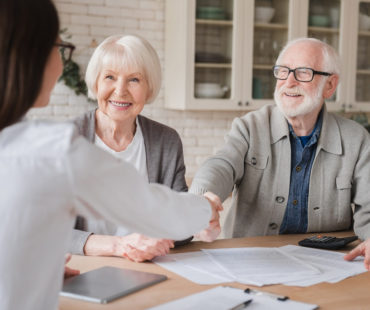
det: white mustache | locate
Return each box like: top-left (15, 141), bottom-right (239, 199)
top-left (277, 86), bottom-right (306, 96)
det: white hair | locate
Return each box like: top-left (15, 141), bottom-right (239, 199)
top-left (85, 34), bottom-right (161, 103)
top-left (275, 37), bottom-right (341, 76)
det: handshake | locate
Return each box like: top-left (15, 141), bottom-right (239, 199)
top-left (196, 191), bottom-right (224, 242)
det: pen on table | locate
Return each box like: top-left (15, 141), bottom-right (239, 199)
top-left (229, 299), bottom-right (253, 310)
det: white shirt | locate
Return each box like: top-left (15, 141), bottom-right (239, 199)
top-left (0, 120), bottom-right (211, 310)
top-left (94, 118), bottom-right (148, 179)
top-left (91, 119), bottom-right (148, 236)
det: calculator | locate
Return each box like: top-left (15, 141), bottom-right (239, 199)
top-left (298, 235), bottom-right (358, 250)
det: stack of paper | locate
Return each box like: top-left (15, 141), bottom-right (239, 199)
top-left (153, 245), bottom-right (366, 287)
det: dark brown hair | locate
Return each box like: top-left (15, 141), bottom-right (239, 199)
top-left (0, 0), bottom-right (59, 130)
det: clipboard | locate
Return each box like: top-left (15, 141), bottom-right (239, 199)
top-left (240, 287), bottom-right (319, 310)
top-left (147, 286), bottom-right (318, 310)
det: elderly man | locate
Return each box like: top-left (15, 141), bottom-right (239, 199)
top-left (190, 38), bottom-right (370, 269)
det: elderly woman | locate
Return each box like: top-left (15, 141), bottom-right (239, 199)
top-left (69, 35), bottom-right (214, 262)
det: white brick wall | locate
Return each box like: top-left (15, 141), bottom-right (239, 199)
top-left (28, 0), bottom-right (246, 180)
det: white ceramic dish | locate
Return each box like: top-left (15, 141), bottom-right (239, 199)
top-left (255, 7), bottom-right (275, 23)
top-left (195, 83), bottom-right (229, 98)
top-left (359, 13), bottom-right (370, 31)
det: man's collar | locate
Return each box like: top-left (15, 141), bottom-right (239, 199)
top-left (271, 104), bottom-right (343, 155)
top-left (270, 106), bottom-right (290, 144)
top-left (317, 104), bottom-right (342, 155)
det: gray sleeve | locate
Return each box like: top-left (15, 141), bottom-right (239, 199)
top-left (352, 132), bottom-right (370, 240)
top-left (68, 229), bottom-right (93, 255)
top-left (190, 117), bottom-right (250, 202)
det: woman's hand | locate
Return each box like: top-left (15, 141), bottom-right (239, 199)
top-left (84, 233), bottom-right (174, 262)
top-left (117, 234), bottom-right (174, 262)
top-left (64, 253), bottom-right (80, 279)
top-left (195, 191), bottom-right (223, 242)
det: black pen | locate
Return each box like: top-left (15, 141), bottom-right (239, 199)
top-left (229, 299), bottom-right (253, 310)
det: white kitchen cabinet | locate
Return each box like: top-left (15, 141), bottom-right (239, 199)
top-left (344, 0), bottom-right (370, 111)
top-left (164, 0), bottom-right (368, 112)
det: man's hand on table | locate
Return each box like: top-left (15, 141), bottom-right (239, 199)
top-left (195, 192), bottom-right (224, 242)
top-left (344, 238), bottom-right (370, 270)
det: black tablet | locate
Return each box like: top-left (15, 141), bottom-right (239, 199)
top-left (60, 266), bottom-right (167, 304)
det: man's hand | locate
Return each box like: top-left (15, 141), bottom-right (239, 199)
top-left (195, 191), bottom-right (223, 242)
top-left (343, 238), bottom-right (370, 270)
top-left (64, 253), bottom-right (80, 279)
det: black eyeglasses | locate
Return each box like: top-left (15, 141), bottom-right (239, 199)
top-left (54, 41), bottom-right (75, 62)
top-left (273, 65), bottom-right (332, 82)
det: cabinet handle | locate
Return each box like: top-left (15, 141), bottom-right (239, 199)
top-left (348, 104), bottom-right (353, 109)
top-left (245, 101), bottom-right (249, 106)
top-left (238, 101), bottom-right (242, 106)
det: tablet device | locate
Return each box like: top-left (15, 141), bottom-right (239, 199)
top-left (60, 266), bottom-right (167, 304)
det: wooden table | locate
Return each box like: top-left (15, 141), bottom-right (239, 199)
top-left (59, 232), bottom-right (369, 310)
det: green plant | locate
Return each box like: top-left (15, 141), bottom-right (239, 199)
top-left (58, 29), bottom-right (88, 97)
top-left (59, 58), bottom-right (88, 96)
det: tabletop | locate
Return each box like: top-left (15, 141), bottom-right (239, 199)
top-left (59, 231), bottom-right (369, 310)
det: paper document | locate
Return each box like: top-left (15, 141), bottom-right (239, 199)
top-left (148, 286), bottom-right (318, 310)
top-left (203, 247), bottom-right (319, 286)
top-left (154, 246), bottom-right (367, 287)
top-left (154, 254), bottom-right (232, 285)
top-left (278, 245), bottom-right (366, 286)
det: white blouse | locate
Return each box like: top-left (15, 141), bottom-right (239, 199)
top-left (91, 118), bottom-right (148, 236)
top-left (0, 120), bottom-right (211, 310)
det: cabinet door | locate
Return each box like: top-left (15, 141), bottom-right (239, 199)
top-left (192, 0), bottom-right (244, 110)
top-left (165, 0), bottom-right (245, 110)
top-left (298, 0), bottom-right (344, 111)
top-left (244, 0), bottom-right (294, 110)
top-left (346, 0), bottom-right (370, 111)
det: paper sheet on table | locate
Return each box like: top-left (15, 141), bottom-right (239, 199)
top-left (167, 251), bottom-right (235, 281)
top-left (278, 245), bottom-right (366, 286)
top-left (203, 247), bottom-right (320, 285)
top-left (148, 286), bottom-right (318, 310)
top-left (153, 253), bottom-right (233, 285)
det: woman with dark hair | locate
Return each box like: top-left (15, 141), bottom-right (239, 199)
top-left (0, 1), bottom-right (222, 309)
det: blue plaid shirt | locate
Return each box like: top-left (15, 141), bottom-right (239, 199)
top-left (279, 110), bottom-right (323, 234)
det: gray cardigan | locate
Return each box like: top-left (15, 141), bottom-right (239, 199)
top-left (69, 109), bottom-right (188, 254)
top-left (190, 104), bottom-right (370, 240)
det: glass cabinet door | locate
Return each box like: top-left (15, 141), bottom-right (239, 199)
top-left (253, 0), bottom-right (290, 100)
top-left (194, 0), bottom-right (234, 100)
top-left (356, 2), bottom-right (370, 102)
top-left (307, 0), bottom-right (341, 50)
top-left (307, 0), bottom-right (341, 103)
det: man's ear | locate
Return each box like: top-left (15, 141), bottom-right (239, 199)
top-left (323, 74), bottom-right (339, 99)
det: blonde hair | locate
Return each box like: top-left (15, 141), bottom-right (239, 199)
top-left (85, 34), bottom-right (161, 103)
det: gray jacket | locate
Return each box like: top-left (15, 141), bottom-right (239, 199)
top-left (70, 109), bottom-right (187, 254)
top-left (190, 104), bottom-right (370, 240)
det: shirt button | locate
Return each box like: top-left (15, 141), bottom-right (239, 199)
top-left (292, 199), bottom-right (298, 205)
top-left (269, 223), bottom-right (278, 230)
top-left (296, 166), bottom-right (302, 172)
top-left (251, 157), bottom-right (257, 165)
top-left (275, 196), bottom-right (285, 203)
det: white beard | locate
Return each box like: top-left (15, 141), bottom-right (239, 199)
top-left (274, 80), bottom-right (326, 118)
